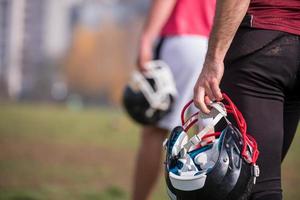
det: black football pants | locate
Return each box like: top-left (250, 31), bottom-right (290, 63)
top-left (221, 27), bottom-right (300, 200)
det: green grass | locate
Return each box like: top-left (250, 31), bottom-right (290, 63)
top-left (0, 102), bottom-right (299, 200)
top-left (0, 103), bottom-right (139, 149)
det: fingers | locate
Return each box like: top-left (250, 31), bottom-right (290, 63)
top-left (204, 81), bottom-right (215, 102)
top-left (137, 38), bottom-right (153, 72)
top-left (194, 86), bottom-right (211, 114)
top-left (209, 78), bottom-right (223, 101)
top-left (137, 52), bottom-right (152, 72)
top-left (137, 59), bottom-right (148, 72)
top-left (204, 95), bottom-right (213, 105)
top-left (193, 60), bottom-right (224, 113)
top-left (194, 78), bottom-right (222, 114)
top-left (204, 78), bottom-right (222, 103)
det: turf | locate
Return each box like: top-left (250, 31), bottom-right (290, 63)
top-left (0, 102), bottom-right (299, 200)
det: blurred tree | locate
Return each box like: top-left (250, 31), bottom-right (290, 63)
top-left (64, 19), bottom-right (143, 105)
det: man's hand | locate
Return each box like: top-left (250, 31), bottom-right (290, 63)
top-left (137, 36), bottom-right (153, 72)
top-left (193, 59), bottom-right (224, 113)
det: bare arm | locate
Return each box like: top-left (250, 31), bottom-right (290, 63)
top-left (138, 0), bottom-right (177, 70)
top-left (207, 0), bottom-right (250, 61)
top-left (194, 0), bottom-right (250, 113)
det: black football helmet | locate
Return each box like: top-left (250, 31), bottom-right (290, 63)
top-left (164, 94), bottom-right (260, 200)
top-left (122, 60), bottom-right (177, 125)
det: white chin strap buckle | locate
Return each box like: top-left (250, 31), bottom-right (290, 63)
top-left (183, 102), bottom-right (227, 152)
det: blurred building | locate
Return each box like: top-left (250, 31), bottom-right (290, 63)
top-left (0, 0), bottom-right (148, 104)
top-left (0, 0), bottom-right (81, 100)
top-left (0, 0), bottom-right (10, 97)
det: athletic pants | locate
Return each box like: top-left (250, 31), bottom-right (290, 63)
top-left (221, 27), bottom-right (300, 200)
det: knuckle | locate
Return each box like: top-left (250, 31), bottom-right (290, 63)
top-left (204, 81), bottom-right (210, 88)
top-left (209, 78), bottom-right (218, 85)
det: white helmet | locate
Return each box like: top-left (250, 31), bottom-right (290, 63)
top-left (122, 60), bottom-right (177, 125)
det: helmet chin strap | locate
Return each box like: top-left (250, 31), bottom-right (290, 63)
top-left (131, 71), bottom-right (168, 110)
top-left (180, 103), bottom-right (227, 156)
top-left (178, 95), bottom-right (259, 165)
top-left (130, 61), bottom-right (177, 111)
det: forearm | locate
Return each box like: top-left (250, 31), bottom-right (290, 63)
top-left (206, 0), bottom-right (250, 61)
top-left (141, 0), bottom-right (177, 43)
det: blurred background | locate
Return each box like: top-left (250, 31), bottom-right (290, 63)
top-left (0, 0), bottom-right (299, 200)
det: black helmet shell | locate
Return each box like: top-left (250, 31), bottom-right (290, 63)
top-left (165, 125), bottom-right (256, 200)
top-left (122, 85), bottom-right (174, 125)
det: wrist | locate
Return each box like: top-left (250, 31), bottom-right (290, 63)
top-left (205, 50), bottom-right (225, 65)
top-left (206, 40), bottom-right (229, 62)
top-left (140, 32), bottom-right (156, 45)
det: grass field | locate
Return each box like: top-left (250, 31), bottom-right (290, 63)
top-left (0, 102), bottom-right (299, 200)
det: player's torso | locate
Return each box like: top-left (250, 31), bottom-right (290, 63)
top-left (161, 0), bottom-right (216, 37)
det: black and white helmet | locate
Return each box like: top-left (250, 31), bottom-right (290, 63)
top-left (164, 94), bottom-right (260, 200)
top-left (122, 60), bottom-right (177, 125)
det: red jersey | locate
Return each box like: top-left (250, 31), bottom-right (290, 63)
top-left (161, 0), bottom-right (216, 37)
top-left (247, 0), bottom-right (300, 35)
